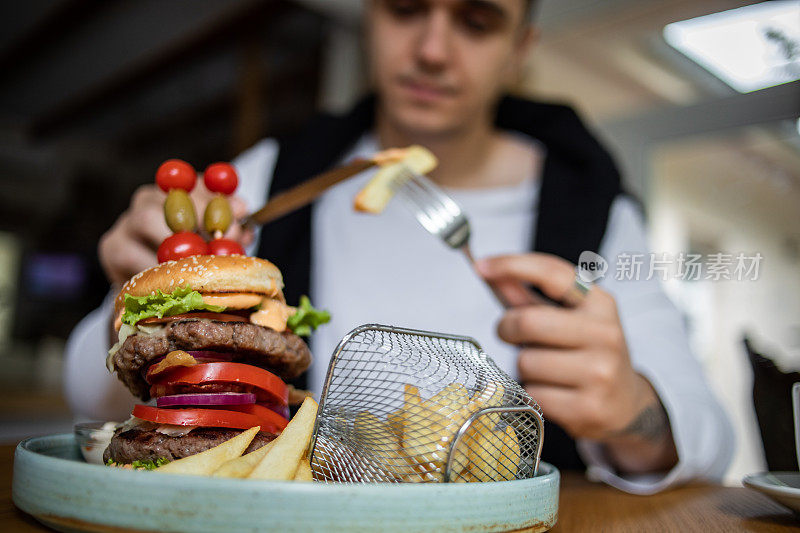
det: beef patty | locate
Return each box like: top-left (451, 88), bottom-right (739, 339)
top-left (103, 427), bottom-right (276, 464)
top-left (112, 319), bottom-right (311, 400)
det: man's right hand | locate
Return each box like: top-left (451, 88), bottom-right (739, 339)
top-left (98, 182), bottom-right (253, 286)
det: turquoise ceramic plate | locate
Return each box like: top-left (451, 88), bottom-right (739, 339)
top-left (13, 434), bottom-right (559, 532)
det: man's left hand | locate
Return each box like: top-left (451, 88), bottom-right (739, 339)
top-left (476, 253), bottom-right (678, 473)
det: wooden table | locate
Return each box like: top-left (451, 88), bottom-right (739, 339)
top-left (1, 444), bottom-right (797, 532)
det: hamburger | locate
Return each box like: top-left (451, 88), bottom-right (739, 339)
top-left (103, 255), bottom-right (328, 465)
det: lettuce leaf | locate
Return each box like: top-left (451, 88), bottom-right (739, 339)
top-left (287, 295), bottom-right (331, 337)
top-left (106, 458), bottom-right (169, 470)
top-left (132, 458), bottom-right (169, 470)
top-left (122, 286), bottom-right (225, 326)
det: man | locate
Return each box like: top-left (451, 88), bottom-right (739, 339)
top-left (65, 0), bottom-right (733, 493)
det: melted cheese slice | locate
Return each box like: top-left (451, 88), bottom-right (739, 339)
top-left (250, 299), bottom-right (295, 332)
top-left (114, 293), bottom-right (294, 332)
top-left (202, 293), bottom-right (264, 309)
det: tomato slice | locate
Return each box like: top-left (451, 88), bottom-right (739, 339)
top-left (132, 405), bottom-right (286, 434)
top-left (149, 362), bottom-right (288, 406)
top-left (227, 403), bottom-right (290, 427)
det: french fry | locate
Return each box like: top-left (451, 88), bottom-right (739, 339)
top-left (309, 437), bottom-right (335, 480)
top-left (371, 147), bottom-right (409, 166)
top-left (354, 411), bottom-right (403, 459)
top-left (448, 401), bottom-right (476, 481)
top-left (157, 426), bottom-right (259, 476)
top-left (315, 438), bottom-right (398, 482)
top-left (402, 416), bottom-right (447, 472)
top-left (472, 381), bottom-right (505, 419)
top-left (248, 397), bottom-right (318, 480)
top-left (212, 440), bottom-right (275, 478)
top-left (387, 408), bottom-right (403, 437)
top-left (365, 380), bottom-right (515, 484)
top-left (387, 384), bottom-right (422, 437)
top-left (468, 418), bottom-right (503, 482)
top-left (428, 383), bottom-right (470, 417)
top-left (398, 383), bottom-right (473, 479)
top-left (401, 468), bottom-right (443, 483)
top-left (354, 146), bottom-right (438, 214)
top-left (405, 383), bottom-right (422, 404)
top-left (452, 468), bottom-right (477, 483)
top-left (293, 458), bottom-right (313, 481)
top-left (496, 425), bottom-right (520, 480)
top-left (352, 410), bottom-right (417, 481)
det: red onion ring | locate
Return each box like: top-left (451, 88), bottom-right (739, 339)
top-left (156, 392), bottom-right (256, 408)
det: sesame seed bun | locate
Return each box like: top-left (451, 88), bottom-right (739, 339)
top-left (114, 255), bottom-right (284, 319)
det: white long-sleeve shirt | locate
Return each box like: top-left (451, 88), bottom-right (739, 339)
top-left (64, 135), bottom-right (733, 494)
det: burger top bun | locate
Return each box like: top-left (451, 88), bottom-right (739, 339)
top-left (114, 255), bottom-right (284, 318)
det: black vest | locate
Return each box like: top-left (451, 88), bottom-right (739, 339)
top-left (258, 95), bottom-right (623, 470)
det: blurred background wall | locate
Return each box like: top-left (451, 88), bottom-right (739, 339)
top-left (0, 0), bottom-right (798, 485)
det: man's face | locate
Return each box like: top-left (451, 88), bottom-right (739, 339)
top-left (367, 0), bottom-right (533, 136)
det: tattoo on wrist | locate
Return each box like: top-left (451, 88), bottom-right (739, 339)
top-left (612, 401), bottom-right (670, 443)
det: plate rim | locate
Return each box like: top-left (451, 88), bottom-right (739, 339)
top-left (743, 471), bottom-right (800, 499)
top-left (16, 432), bottom-right (560, 493)
top-left (14, 433), bottom-right (560, 532)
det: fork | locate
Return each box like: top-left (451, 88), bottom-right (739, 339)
top-left (393, 165), bottom-right (552, 309)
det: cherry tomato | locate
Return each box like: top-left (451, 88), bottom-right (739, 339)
top-left (203, 162), bottom-right (238, 195)
top-left (157, 232), bottom-right (208, 263)
top-left (207, 238), bottom-right (245, 256)
top-left (156, 159), bottom-right (196, 192)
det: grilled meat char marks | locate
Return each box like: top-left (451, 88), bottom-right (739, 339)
top-left (104, 428), bottom-right (276, 464)
top-left (113, 319), bottom-right (311, 400)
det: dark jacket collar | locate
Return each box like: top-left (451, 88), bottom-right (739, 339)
top-left (262, 94), bottom-right (622, 289)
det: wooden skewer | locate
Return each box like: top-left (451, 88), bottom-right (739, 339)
top-left (240, 159), bottom-right (375, 227)
top-left (240, 150), bottom-right (408, 227)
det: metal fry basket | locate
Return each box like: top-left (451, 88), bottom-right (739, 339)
top-left (309, 324), bottom-right (544, 483)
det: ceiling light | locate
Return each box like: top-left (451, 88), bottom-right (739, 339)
top-left (664, 1), bottom-right (800, 93)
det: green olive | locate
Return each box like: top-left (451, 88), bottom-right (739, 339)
top-left (204, 194), bottom-right (232, 235)
top-left (164, 189), bottom-right (196, 232)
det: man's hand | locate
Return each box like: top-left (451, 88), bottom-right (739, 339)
top-left (476, 253), bottom-right (678, 474)
top-left (99, 182), bottom-right (253, 286)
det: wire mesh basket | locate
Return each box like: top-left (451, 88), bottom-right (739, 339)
top-left (309, 324), bottom-right (544, 483)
